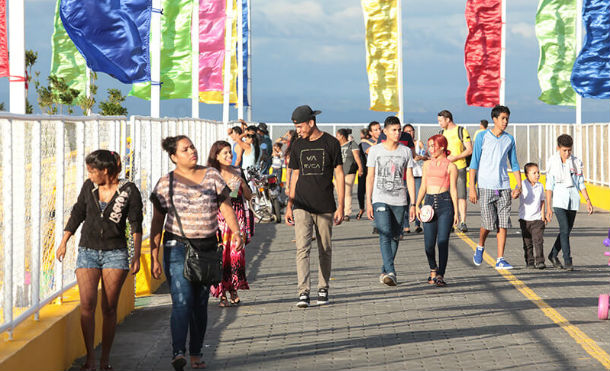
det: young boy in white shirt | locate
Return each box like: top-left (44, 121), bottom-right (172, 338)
top-left (519, 163), bottom-right (547, 269)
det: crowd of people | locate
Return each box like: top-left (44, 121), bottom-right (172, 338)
top-left (56, 104), bottom-right (594, 370)
top-left (284, 104), bottom-right (594, 303)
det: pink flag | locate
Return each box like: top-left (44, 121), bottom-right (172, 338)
top-left (199, 0), bottom-right (226, 101)
top-left (0, 0), bottom-right (8, 77)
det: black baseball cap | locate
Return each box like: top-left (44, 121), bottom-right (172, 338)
top-left (291, 105), bottom-right (321, 123)
top-left (257, 122), bottom-right (268, 134)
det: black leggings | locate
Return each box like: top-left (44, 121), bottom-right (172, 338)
top-left (357, 167), bottom-right (368, 210)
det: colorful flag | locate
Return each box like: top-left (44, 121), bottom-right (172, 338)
top-left (361, 0), bottom-right (399, 112)
top-left (571, 0), bottom-right (610, 99)
top-left (130, 0), bottom-right (193, 100)
top-left (199, 0), bottom-right (238, 104)
top-left (60, 0), bottom-right (151, 84)
top-left (464, 0), bottom-right (502, 107)
top-left (535, 0), bottom-right (577, 106)
top-left (0, 0), bottom-right (8, 77)
top-left (50, 0), bottom-right (87, 92)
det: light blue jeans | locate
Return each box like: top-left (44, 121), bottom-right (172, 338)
top-left (373, 203), bottom-right (406, 275)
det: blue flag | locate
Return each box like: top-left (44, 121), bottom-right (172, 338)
top-left (571, 0), bottom-right (610, 99)
top-left (60, 0), bottom-right (152, 84)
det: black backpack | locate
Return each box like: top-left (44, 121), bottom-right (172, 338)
top-left (440, 126), bottom-right (471, 167)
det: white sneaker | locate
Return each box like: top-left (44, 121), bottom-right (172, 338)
top-left (379, 273), bottom-right (386, 284)
top-left (383, 272), bottom-right (397, 286)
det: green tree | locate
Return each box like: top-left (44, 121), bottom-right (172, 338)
top-left (0, 102), bottom-right (5, 111)
top-left (99, 89), bottom-right (128, 116)
top-left (77, 71), bottom-right (98, 115)
top-left (25, 50), bottom-right (38, 114)
top-left (35, 74), bottom-right (81, 115)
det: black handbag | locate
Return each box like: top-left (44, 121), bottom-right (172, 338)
top-left (169, 171), bottom-right (223, 286)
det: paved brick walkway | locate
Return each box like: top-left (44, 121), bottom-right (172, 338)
top-left (69, 200), bottom-right (610, 370)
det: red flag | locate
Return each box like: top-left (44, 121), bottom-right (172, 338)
top-left (464, 0), bottom-right (501, 107)
top-left (0, 0), bottom-right (7, 77)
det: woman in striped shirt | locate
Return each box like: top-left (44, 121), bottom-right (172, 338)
top-left (149, 135), bottom-right (243, 371)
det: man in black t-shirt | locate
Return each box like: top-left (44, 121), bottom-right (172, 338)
top-left (286, 105), bottom-right (345, 309)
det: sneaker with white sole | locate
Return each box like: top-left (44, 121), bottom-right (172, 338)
top-left (317, 289), bottom-right (329, 305)
top-left (379, 273), bottom-right (386, 284)
top-left (495, 257), bottom-right (513, 270)
top-left (473, 246), bottom-right (484, 266)
top-left (296, 293), bottom-right (310, 308)
top-left (383, 272), bottom-right (397, 286)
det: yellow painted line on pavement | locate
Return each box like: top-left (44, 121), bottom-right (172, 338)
top-left (456, 232), bottom-right (610, 370)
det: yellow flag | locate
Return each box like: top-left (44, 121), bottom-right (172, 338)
top-left (362, 0), bottom-right (400, 112)
top-left (199, 0), bottom-right (238, 104)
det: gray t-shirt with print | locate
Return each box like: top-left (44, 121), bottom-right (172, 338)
top-left (367, 143), bottom-right (414, 206)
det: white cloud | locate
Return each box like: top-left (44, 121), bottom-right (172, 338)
top-left (510, 22), bottom-right (535, 39)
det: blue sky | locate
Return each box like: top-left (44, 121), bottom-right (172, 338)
top-left (0, 0), bottom-right (609, 124)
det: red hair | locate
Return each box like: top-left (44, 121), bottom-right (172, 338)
top-left (428, 134), bottom-right (451, 156)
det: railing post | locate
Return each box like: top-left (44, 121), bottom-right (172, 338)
top-left (93, 119), bottom-right (100, 150)
top-left (120, 120), bottom-right (127, 179)
top-left (2, 118), bottom-right (14, 339)
top-left (13, 119), bottom-right (26, 310)
top-left (31, 120), bottom-right (41, 320)
top-left (54, 120), bottom-right (65, 300)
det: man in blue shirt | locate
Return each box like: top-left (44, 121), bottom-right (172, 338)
top-left (468, 105), bottom-right (522, 270)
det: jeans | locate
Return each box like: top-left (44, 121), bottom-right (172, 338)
top-left (423, 192), bottom-right (454, 276)
top-left (164, 239), bottom-right (210, 358)
top-left (373, 203), bottom-right (406, 275)
top-left (357, 167), bottom-right (367, 210)
top-left (549, 207), bottom-right (577, 264)
top-left (404, 177), bottom-right (422, 229)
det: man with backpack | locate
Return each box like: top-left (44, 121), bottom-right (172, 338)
top-left (438, 110), bottom-right (472, 232)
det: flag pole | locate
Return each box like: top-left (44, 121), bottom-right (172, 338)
top-left (151, 0), bottom-right (161, 118)
top-left (222, 0), bottom-right (234, 128)
top-left (499, 0), bottom-right (506, 106)
top-left (237, 0), bottom-right (244, 120)
top-left (575, 0), bottom-right (583, 126)
top-left (246, 0), bottom-right (252, 121)
top-left (8, 0), bottom-right (25, 114)
top-left (191, 0), bottom-right (199, 118)
top-left (396, 0), bottom-right (404, 123)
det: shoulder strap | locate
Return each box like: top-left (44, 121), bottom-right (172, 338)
top-left (458, 126), bottom-right (464, 144)
top-left (169, 171), bottom-right (188, 240)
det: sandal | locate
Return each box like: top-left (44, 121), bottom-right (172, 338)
top-left (229, 290), bottom-right (241, 305)
top-left (219, 296), bottom-right (231, 307)
top-left (80, 364), bottom-right (96, 371)
top-left (171, 355), bottom-right (187, 371)
top-left (427, 270), bottom-right (437, 285)
top-left (343, 215), bottom-right (350, 222)
top-left (356, 210), bottom-right (364, 220)
top-left (191, 357), bottom-right (207, 369)
top-left (435, 276), bottom-right (447, 287)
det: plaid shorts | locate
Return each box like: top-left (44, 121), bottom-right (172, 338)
top-left (479, 188), bottom-right (512, 231)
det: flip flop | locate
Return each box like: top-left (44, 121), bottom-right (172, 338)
top-left (356, 210), bottom-right (364, 220)
top-left (229, 290), bottom-right (241, 305)
top-left (191, 360), bottom-right (207, 369)
top-left (219, 297), bottom-right (231, 307)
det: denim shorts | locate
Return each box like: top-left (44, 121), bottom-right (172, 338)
top-left (75, 247), bottom-right (130, 270)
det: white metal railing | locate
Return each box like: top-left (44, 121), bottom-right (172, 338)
top-left (267, 122), bottom-right (610, 187)
top-left (0, 113), bottom-right (226, 339)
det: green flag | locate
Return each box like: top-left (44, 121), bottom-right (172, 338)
top-left (535, 0), bottom-right (577, 106)
top-left (130, 0), bottom-right (192, 100)
top-left (50, 0), bottom-right (87, 92)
